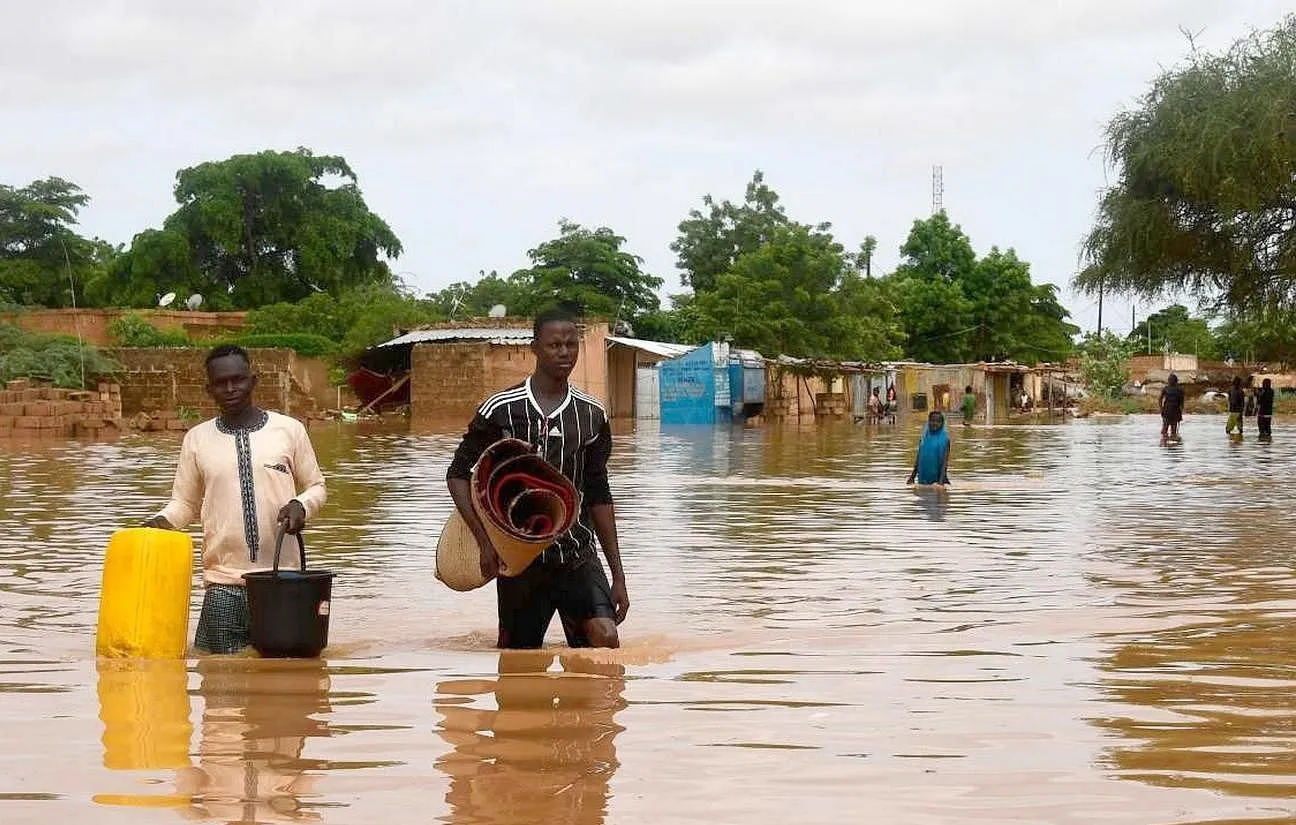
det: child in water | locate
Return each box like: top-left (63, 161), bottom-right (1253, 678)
top-left (907, 411), bottom-right (951, 487)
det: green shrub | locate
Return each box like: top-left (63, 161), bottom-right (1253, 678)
top-left (0, 324), bottom-right (121, 388)
top-left (228, 333), bottom-right (339, 358)
top-left (109, 313), bottom-right (192, 347)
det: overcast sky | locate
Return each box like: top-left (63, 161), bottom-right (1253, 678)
top-left (4, 0), bottom-right (1290, 334)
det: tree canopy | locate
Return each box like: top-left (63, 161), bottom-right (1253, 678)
top-left (424, 220), bottom-right (663, 331)
top-left (1076, 15), bottom-right (1296, 310)
top-left (671, 170), bottom-right (792, 294)
top-left (91, 148), bottom-right (402, 309)
top-left (885, 213), bottom-right (1078, 363)
top-left (511, 220), bottom-right (663, 322)
top-left (1128, 304), bottom-right (1218, 358)
top-left (0, 177), bottom-right (115, 307)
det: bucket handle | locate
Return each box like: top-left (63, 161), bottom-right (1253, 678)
top-left (272, 523), bottom-right (307, 572)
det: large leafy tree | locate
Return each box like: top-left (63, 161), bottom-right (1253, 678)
top-left (885, 213), bottom-right (976, 363)
top-left (671, 170), bottom-right (792, 293)
top-left (247, 282), bottom-right (441, 355)
top-left (98, 148), bottom-right (402, 308)
top-left (511, 220), bottom-right (663, 323)
top-left (1213, 309), bottom-right (1296, 363)
top-left (0, 177), bottom-right (116, 307)
top-left (686, 224), bottom-right (901, 360)
top-left (1076, 16), bottom-right (1296, 309)
top-left (1128, 304), bottom-right (1218, 357)
top-left (886, 213), bottom-right (1077, 363)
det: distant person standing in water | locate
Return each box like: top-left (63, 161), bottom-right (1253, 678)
top-left (1257, 378), bottom-right (1275, 440)
top-left (960, 386), bottom-right (976, 425)
top-left (1159, 373), bottom-right (1184, 443)
top-left (1226, 376), bottom-right (1245, 436)
top-left (907, 411), bottom-right (951, 487)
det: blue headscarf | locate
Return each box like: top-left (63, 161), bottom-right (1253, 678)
top-left (915, 413), bottom-right (949, 484)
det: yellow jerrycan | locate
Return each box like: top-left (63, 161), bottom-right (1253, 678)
top-left (96, 527), bottom-right (194, 659)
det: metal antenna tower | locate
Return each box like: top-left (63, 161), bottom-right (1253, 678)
top-left (931, 165), bottom-right (944, 214)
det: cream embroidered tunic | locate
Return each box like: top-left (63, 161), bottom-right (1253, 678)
top-left (156, 410), bottom-right (327, 586)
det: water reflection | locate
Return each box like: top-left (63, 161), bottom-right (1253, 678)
top-left (1096, 610), bottom-right (1296, 800)
top-left (175, 658), bottom-right (333, 823)
top-left (7, 418), bottom-right (1296, 824)
top-left (93, 659), bottom-right (194, 810)
top-left (434, 651), bottom-right (627, 825)
top-left (911, 486), bottom-right (949, 522)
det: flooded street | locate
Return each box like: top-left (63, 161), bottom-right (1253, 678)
top-left (2, 415), bottom-right (1294, 824)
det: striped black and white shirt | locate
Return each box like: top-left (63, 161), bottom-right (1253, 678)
top-left (447, 376), bottom-right (613, 567)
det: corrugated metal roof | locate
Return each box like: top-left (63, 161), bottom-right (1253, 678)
top-left (605, 335), bottom-right (694, 359)
top-left (375, 327), bottom-right (533, 348)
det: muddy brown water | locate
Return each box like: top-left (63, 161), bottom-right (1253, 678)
top-left (1, 415), bottom-right (1294, 824)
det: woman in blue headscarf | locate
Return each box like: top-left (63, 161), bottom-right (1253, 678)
top-left (907, 411), bottom-right (951, 487)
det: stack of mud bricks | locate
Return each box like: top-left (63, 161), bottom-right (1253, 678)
top-left (0, 379), bottom-right (123, 437)
top-left (766, 397), bottom-right (794, 418)
top-left (815, 392), bottom-right (849, 419)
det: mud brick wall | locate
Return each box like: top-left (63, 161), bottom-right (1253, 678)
top-left (410, 342), bottom-right (489, 422)
top-left (109, 348), bottom-right (317, 421)
top-left (408, 324), bottom-right (610, 425)
top-left (0, 379), bottom-right (123, 438)
top-left (0, 309), bottom-right (247, 347)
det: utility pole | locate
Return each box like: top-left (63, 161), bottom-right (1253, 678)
top-left (1096, 280), bottom-right (1103, 337)
top-left (931, 165), bottom-right (943, 215)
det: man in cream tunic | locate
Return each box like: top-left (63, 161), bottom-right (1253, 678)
top-left (147, 344), bottom-right (327, 654)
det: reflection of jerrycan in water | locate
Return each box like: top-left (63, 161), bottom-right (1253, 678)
top-left (96, 658), bottom-right (194, 770)
top-left (96, 527), bottom-right (193, 659)
top-left (92, 659), bottom-right (195, 811)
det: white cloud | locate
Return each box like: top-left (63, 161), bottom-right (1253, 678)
top-left (2, 0), bottom-right (1291, 332)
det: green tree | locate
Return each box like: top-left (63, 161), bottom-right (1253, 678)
top-left (1212, 309), bottom-right (1296, 363)
top-left (0, 324), bottom-right (120, 388)
top-left (0, 177), bottom-right (115, 307)
top-left (247, 283), bottom-right (440, 355)
top-left (427, 271), bottom-right (533, 320)
top-left (1076, 16), bottom-right (1296, 309)
top-left (510, 220), bottom-right (663, 323)
top-left (102, 148), bottom-right (402, 309)
top-left (84, 228), bottom-right (212, 308)
top-left (885, 213), bottom-right (1078, 364)
top-left (671, 170), bottom-right (791, 293)
top-left (1077, 332), bottom-right (1135, 400)
top-left (885, 213), bottom-right (976, 363)
top-left (963, 248), bottom-right (1078, 362)
top-left (836, 270), bottom-right (906, 361)
top-left (686, 224), bottom-right (898, 360)
top-left (1128, 304), bottom-right (1218, 357)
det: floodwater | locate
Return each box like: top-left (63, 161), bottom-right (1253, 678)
top-left (1, 414), bottom-right (1295, 824)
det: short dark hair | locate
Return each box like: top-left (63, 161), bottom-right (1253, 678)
top-left (1263, 378), bottom-right (1272, 388)
top-left (533, 307), bottom-right (578, 339)
top-left (205, 344), bottom-right (251, 370)
top-left (965, 385), bottom-right (973, 393)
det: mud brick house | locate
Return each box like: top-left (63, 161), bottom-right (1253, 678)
top-left (361, 320), bottom-right (610, 424)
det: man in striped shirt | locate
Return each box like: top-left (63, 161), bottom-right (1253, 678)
top-left (447, 308), bottom-right (630, 649)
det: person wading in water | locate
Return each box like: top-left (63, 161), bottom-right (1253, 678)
top-left (446, 308), bottom-right (630, 649)
top-left (1257, 378), bottom-right (1275, 441)
top-left (907, 411), bottom-right (952, 488)
top-left (144, 344), bottom-right (327, 654)
top-left (1159, 373), bottom-right (1184, 444)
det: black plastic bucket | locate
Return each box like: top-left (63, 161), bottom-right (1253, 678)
top-left (242, 526), bottom-right (334, 658)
